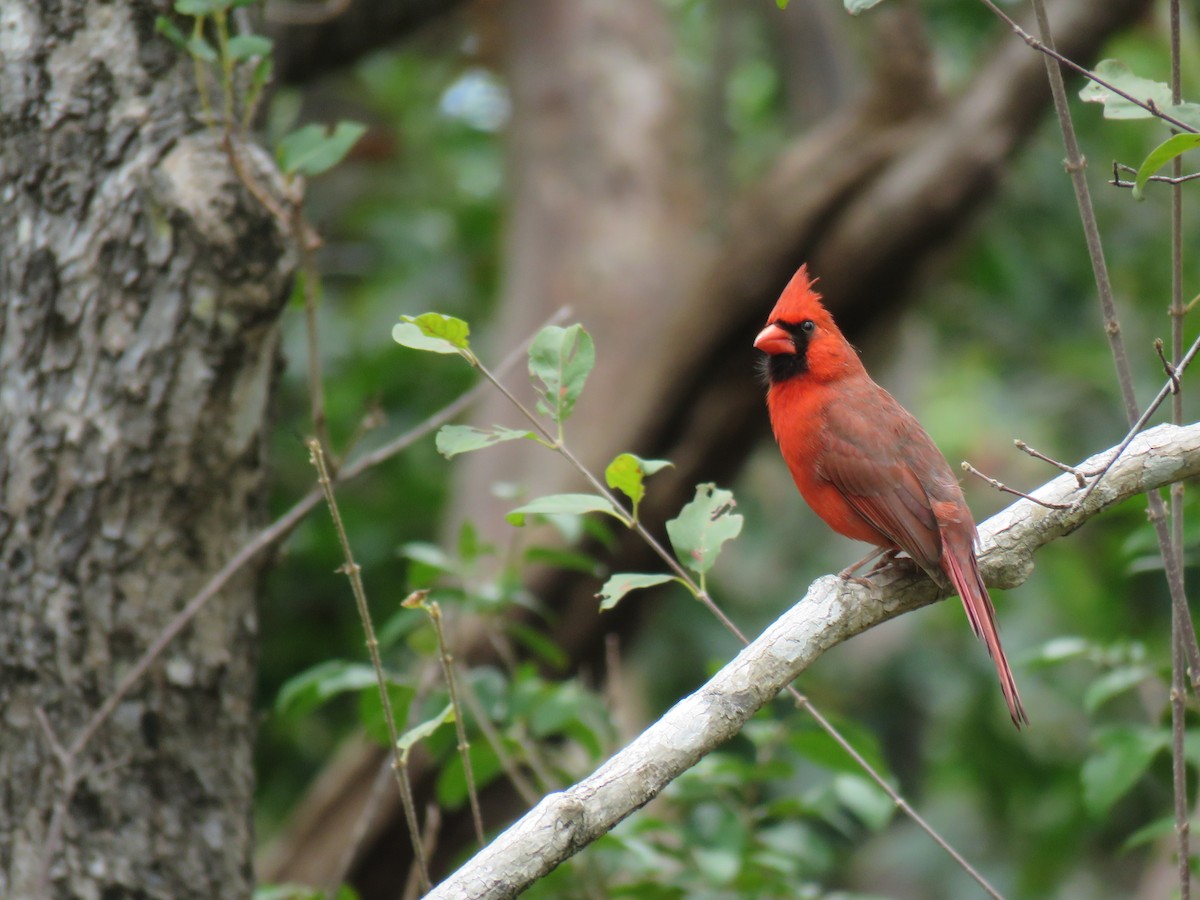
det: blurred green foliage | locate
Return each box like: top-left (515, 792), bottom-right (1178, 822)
top-left (252, 2), bottom-right (1200, 897)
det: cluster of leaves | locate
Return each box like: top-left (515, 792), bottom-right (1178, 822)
top-left (527, 708), bottom-right (897, 900)
top-left (393, 313), bottom-right (747, 598)
top-left (1025, 633), bottom-right (1200, 843)
top-left (1080, 60), bottom-right (1200, 199)
top-left (156, 0), bottom-right (364, 177)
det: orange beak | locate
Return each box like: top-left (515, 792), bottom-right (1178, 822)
top-left (754, 323), bottom-right (793, 356)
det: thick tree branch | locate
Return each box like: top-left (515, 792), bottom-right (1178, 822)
top-left (427, 422), bottom-right (1200, 898)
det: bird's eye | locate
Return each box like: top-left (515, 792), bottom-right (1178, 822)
top-left (800, 320), bottom-right (815, 333)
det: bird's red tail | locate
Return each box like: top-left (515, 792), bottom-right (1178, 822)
top-left (941, 533), bottom-right (1028, 727)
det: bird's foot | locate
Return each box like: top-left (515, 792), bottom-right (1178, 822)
top-left (838, 548), bottom-right (899, 583)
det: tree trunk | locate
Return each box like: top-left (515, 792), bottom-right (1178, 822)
top-left (0, 2), bottom-right (293, 896)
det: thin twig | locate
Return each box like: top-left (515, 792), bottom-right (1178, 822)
top-left (1014, 439), bottom-right (1095, 486)
top-left (979, 0), bottom-right (1198, 134)
top-left (300, 222), bottom-right (334, 465)
top-left (1021, 0), bottom-right (1200, 700)
top-left (427, 601), bottom-right (486, 847)
top-left (1111, 161), bottom-right (1200, 189)
top-left (1167, 1), bottom-right (1191, 892)
top-left (326, 755), bottom-right (397, 899)
top-left (962, 461), bottom-right (1072, 509)
top-left (1156, 338), bottom-right (1182, 394)
top-left (308, 439), bottom-right (431, 891)
top-left (403, 804), bottom-right (443, 900)
top-left (456, 670), bottom-right (541, 805)
top-left (1073, 329), bottom-right (1200, 507)
top-left (34, 710), bottom-right (77, 894)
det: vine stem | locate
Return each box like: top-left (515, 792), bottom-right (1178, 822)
top-left (1015, 0), bottom-right (1193, 891)
top-left (427, 601), bottom-right (486, 847)
top-left (1168, 0), bottom-right (1191, 893)
top-left (469, 357), bottom-right (1004, 899)
top-left (1016, 0), bottom-right (1200, 681)
top-left (308, 439), bottom-right (432, 892)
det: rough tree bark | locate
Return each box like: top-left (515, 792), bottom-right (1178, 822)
top-left (0, 2), bottom-right (293, 897)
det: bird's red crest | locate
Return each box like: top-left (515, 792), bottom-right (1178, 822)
top-left (767, 264), bottom-right (837, 332)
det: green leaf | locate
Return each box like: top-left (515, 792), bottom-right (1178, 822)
top-left (397, 703), bottom-right (455, 757)
top-left (789, 719), bottom-right (891, 777)
top-left (506, 621), bottom-right (569, 670)
top-left (405, 312), bottom-right (471, 349)
top-left (186, 34), bottom-right (218, 63)
top-left (506, 492), bottom-right (626, 527)
top-left (358, 683), bottom-right (416, 747)
top-left (665, 483), bottom-right (743, 577)
top-left (398, 541), bottom-right (453, 572)
top-left (277, 121), bottom-right (367, 176)
top-left (1078, 60), bottom-right (1200, 130)
top-left (434, 424), bottom-right (538, 459)
top-left (437, 740), bottom-right (504, 810)
top-left (1079, 60), bottom-right (1171, 119)
top-left (523, 545), bottom-right (599, 575)
top-left (255, 884), bottom-right (352, 900)
top-left (1020, 635), bottom-right (1092, 667)
top-left (775, 0), bottom-right (789, 7)
top-left (274, 660), bottom-right (380, 718)
top-left (1121, 815), bottom-right (1177, 853)
top-left (597, 573), bottom-right (679, 611)
top-left (227, 33), bottom-right (272, 61)
top-left (1081, 726), bottom-right (1168, 815)
top-left (155, 16), bottom-right (189, 51)
top-left (605, 453), bottom-right (673, 519)
top-left (174, 0), bottom-right (223, 14)
top-left (1083, 665), bottom-right (1152, 713)
top-left (528, 324), bottom-right (594, 426)
top-left (1133, 133), bottom-right (1200, 199)
top-left (844, 0), bottom-right (888, 13)
top-left (251, 55), bottom-right (273, 91)
top-left (832, 774), bottom-right (894, 831)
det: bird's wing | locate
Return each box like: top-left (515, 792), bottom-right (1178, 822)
top-left (817, 392), bottom-right (945, 570)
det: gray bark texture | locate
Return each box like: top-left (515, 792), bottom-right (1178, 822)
top-left (0, 2), bottom-right (294, 897)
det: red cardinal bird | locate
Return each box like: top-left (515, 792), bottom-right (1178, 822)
top-left (755, 266), bottom-right (1027, 727)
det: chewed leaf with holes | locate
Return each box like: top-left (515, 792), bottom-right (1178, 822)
top-left (605, 453), bottom-right (673, 520)
top-left (666, 483), bottom-right (743, 577)
top-left (1079, 60), bottom-right (1200, 130)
